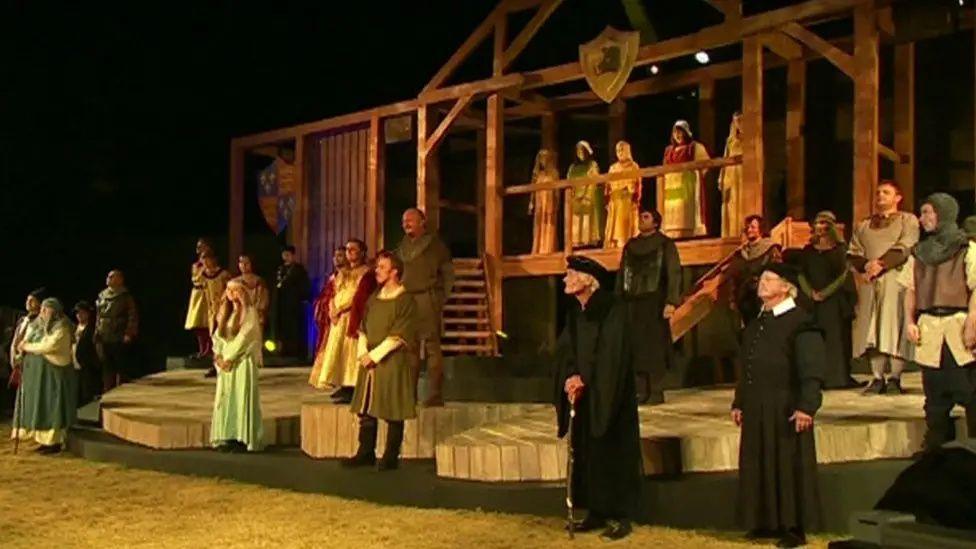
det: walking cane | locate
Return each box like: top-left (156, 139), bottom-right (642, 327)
top-left (565, 399), bottom-right (576, 540)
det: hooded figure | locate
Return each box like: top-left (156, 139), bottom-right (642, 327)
top-left (898, 192), bottom-right (976, 452)
top-left (567, 140), bottom-right (604, 248)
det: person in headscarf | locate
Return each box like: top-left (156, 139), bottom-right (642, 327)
top-left (897, 192), bottom-right (976, 452)
top-left (529, 148), bottom-right (560, 254)
top-left (567, 140), bottom-right (603, 248)
top-left (658, 120), bottom-right (710, 239)
top-left (555, 255), bottom-right (641, 541)
top-left (95, 270), bottom-right (139, 390)
top-left (604, 141), bottom-right (641, 249)
top-left (848, 180), bottom-right (919, 395)
top-left (211, 279), bottom-right (265, 452)
top-left (12, 297), bottom-right (78, 454)
top-left (731, 263), bottom-right (824, 548)
top-left (8, 287), bottom-right (46, 390)
top-left (718, 112), bottom-right (744, 238)
top-left (789, 211), bottom-right (859, 389)
top-left (728, 215), bottom-right (782, 324)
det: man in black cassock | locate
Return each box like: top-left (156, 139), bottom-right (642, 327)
top-left (271, 245), bottom-right (311, 358)
top-left (555, 255), bottom-right (641, 541)
top-left (731, 263), bottom-right (824, 548)
top-left (616, 208), bottom-right (681, 404)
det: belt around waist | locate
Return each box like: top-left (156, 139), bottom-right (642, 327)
top-left (920, 307), bottom-right (967, 317)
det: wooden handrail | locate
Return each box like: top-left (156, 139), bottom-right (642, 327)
top-left (503, 156), bottom-right (741, 196)
top-left (481, 253), bottom-right (500, 355)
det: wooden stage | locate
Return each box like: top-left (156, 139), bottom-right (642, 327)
top-left (100, 370), bottom-right (967, 483)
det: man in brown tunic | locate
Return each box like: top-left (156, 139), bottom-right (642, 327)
top-left (848, 180), bottom-right (919, 395)
top-left (396, 208), bottom-right (454, 407)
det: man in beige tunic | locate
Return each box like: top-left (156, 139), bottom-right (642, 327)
top-left (396, 208), bottom-right (454, 407)
top-left (848, 180), bottom-right (919, 395)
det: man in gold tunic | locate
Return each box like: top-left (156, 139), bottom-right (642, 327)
top-left (718, 112), bottom-right (743, 238)
top-left (529, 149), bottom-right (560, 254)
top-left (604, 141), bottom-right (641, 249)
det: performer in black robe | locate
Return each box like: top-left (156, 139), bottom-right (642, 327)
top-left (616, 209), bottom-right (681, 404)
top-left (789, 211), bottom-right (859, 389)
top-left (72, 301), bottom-right (102, 404)
top-left (555, 256), bottom-right (641, 541)
top-left (270, 245), bottom-right (311, 358)
top-left (728, 215), bottom-right (782, 324)
top-left (731, 263), bottom-right (824, 548)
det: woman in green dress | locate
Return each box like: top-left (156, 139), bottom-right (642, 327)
top-left (13, 297), bottom-right (78, 454)
top-left (211, 279), bottom-right (265, 452)
top-left (567, 140), bottom-right (603, 248)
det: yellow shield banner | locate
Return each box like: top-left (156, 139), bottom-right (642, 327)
top-left (579, 26), bottom-right (640, 104)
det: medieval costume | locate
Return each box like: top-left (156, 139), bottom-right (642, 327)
top-left (791, 211), bottom-right (859, 389)
top-left (616, 225), bottom-right (681, 404)
top-left (232, 273), bottom-right (269, 326)
top-left (397, 231), bottom-right (453, 406)
top-left (270, 259), bottom-right (311, 358)
top-left (733, 264), bottom-right (824, 546)
top-left (211, 292), bottom-right (265, 452)
top-left (12, 298), bottom-right (79, 452)
top-left (567, 141), bottom-right (603, 248)
top-left (309, 263), bottom-right (376, 398)
top-left (729, 237), bottom-right (782, 324)
top-left (849, 208), bottom-right (919, 394)
top-left (604, 141), bottom-right (641, 249)
top-left (658, 120), bottom-right (709, 239)
top-left (95, 283), bottom-right (138, 390)
top-left (555, 256), bottom-right (641, 540)
top-left (8, 287), bottom-right (45, 390)
top-left (346, 284), bottom-right (417, 470)
top-left (185, 263), bottom-right (230, 358)
top-left (529, 149), bottom-right (560, 254)
top-left (72, 301), bottom-right (102, 404)
top-left (897, 193), bottom-right (976, 452)
top-left (718, 113), bottom-right (743, 238)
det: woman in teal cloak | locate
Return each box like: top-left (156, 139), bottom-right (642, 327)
top-left (211, 279), bottom-right (265, 452)
top-left (12, 297), bottom-right (78, 454)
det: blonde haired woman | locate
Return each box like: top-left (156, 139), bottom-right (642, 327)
top-left (210, 279), bottom-right (264, 452)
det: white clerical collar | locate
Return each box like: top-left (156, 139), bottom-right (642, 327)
top-left (760, 297), bottom-right (796, 318)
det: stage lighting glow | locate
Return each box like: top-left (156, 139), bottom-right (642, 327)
top-left (695, 51), bottom-right (710, 64)
top-left (264, 340), bottom-right (278, 352)
top-left (650, 64), bottom-right (660, 75)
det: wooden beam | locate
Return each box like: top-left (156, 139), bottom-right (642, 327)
top-left (501, 0), bottom-right (564, 71)
top-left (476, 129), bottom-right (487, 255)
top-left (786, 59), bottom-right (806, 219)
top-left (876, 6), bottom-right (895, 38)
top-left (228, 143), bottom-right (245, 263)
top-left (893, 42), bottom-right (915, 209)
top-left (502, 0), bottom-right (546, 12)
top-left (439, 199), bottom-right (479, 214)
top-left (424, 94), bottom-right (474, 158)
top-left (505, 156), bottom-right (741, 195)
top-left (877, 143), bottom-right (906, 164)
top-left (608, 100), bottom-right (626, 149)
top-left (698, 79), bottom-right (716, 154)
top-left (417, 106), bottom-right (442, 229)
top-left (741, 36), bottom-right (765, 221)
top-left (852, 3), bottom-right (879, 223)
top-left (366, 115), bottom-right (384, 252)
top-left (419, 73), bottom-right (524, 105)
top-left (485, 94), bottom-right (504, 332)
top-left (422, 7), bottom-right (500, 93)
top-left (520, 0), bottom-right (863, 91)
top-left (760, 31), bottom-right (803, 60)
top-left (782, 22), bottom-right (855, 78)
top-left (293, 136), bottom-right (309, 264)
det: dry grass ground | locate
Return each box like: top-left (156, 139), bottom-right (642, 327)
top-left (0, 426), bottom-right (836, 548)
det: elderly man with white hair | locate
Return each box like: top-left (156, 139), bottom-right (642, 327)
top-left (554, 255), bottom-right (640, 541)
top-left (731, 263), bottom-right (825, 548)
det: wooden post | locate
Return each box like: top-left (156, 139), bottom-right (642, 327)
top-left (893, 43), bottom-right (915, 210)
top-left (476, 129), bottom-right (486, 255)
top-left (741, 36), bottom-right (764, 221)
top-left (367, 115), bottom-right (385, 252)
top-left (293, 135), bottom-right (309, 263)
top-left (786, 59), bottom-right (806, 218)
top-left (416, 105), bottom-right (441, 230)
top-left (229, 143), bottom-right (245, 262)
top-left (608, 99), bottom-right (626, 149)
top-left (485, 94), bottom-right (504, 332)
top-left (541, 111), bottom-right (558, 162)
top-left (853, 3), bottom-right (879, 223)
top-left (698, 79), bottom-right (716, 153)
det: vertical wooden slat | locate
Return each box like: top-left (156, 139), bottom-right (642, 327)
top-left (367, 119), bottom-right (382, 252)
top-left (741, 36), bottom-right (765, 221)
top-left (328, 136), bottom-right (339, 273)
top-left (349, 131), bottom-right (359, 243)
top-left (697, 80), bottom-right (716, 154)
top-left (360, 128), bottom-right (369, 240)
top-left (340, 132), bottom-right (351, 245)
top-left (294, 136), bottom-right (309, 264)
top-left (229, 143), bottom-right (245, 262)
top-left (893, 43), bottom-right (915, 210)
top-left (476, 128), bottom-right (487, 255)
top-left (786, 59), bottom-right (806, 219)
top-left (853, 3), bottom-right (879, 223)
top-left (485, 94), bottom-right (504, 332)
top-left (417, 105), bottom-right (429, 217)
top-left (319, 139), bottom-right (328, 274)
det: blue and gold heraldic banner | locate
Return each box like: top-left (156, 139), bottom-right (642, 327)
top-left (257, 157), bottom-right (296, 235)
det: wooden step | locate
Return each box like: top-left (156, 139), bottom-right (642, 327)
top-left (444, 304), bottom-right (488, 312)
top-left (452, 258), bottom-right (482, 268)
top-left (443, 330), bottom-right (493, 339)
top-left (454, 268), bottom-right (484, 278)
top-left (453, 279), bottom-right (486, 288)
top-left (448, 292), bottom-right (486, 300)
top-left (443, 318), bottom-right (490, 325)
top-left (442, 344), bottom-right (495, 353)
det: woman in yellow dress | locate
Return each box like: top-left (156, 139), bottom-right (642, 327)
top-left (186, 251), bottom-right (231, 361)
top-left (718, 112), bottom-right (743, 238)
top-left (529, 149), bottom-right (560, 254)
top-left (185, 239), bottom-right (214, 358)
top-left (604, 140), bottom-right (641, 248)
top-left (657, 120), bottom-right (711, 239)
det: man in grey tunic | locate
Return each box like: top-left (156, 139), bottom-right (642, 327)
top-left (396, 208), bottom-right (454, 407)
top-left (848, 180), bottom-right (919, 395)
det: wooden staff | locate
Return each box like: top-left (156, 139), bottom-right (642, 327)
top-left (12, 368), bottom-right (23, 455)
top-left (565, 400), bottom-right (576, 539)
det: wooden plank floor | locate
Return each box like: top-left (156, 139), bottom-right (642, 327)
top-left (435, 373), bottom-right (968, 482)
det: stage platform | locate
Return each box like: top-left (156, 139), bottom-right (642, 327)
top-left (99, 370), bottom-right (966, 483)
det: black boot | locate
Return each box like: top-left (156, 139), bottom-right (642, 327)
top-left (886, 376), bottom-right (905, 395)
top-left (599, 519), bottom-right (632, 541)
top-left (343, 416), bottom-right (377, 467)
top-left (377, 420), bottom-right (404, 471)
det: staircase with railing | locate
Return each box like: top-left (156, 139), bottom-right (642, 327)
top-left (441, 257), bottom-right (498, 356)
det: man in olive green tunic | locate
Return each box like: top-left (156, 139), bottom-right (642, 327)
top-left (396, 208), bottom-right (454, 407)
top-left (345, 251), bottom-right (417, 471)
